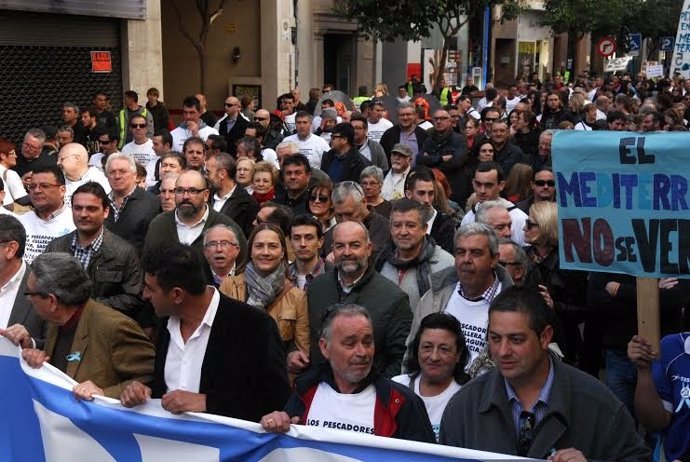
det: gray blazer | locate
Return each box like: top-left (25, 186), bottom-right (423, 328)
top-left (7, 265), bottom-right (47, 348)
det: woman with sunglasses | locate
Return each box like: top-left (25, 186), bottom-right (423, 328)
top-left (393, 312), bottom-right (470, 442)
top-left (523, 201), bottom-right (588, 365)
top-left (220, 223), bottom-right (309, 368)
top-left (307, 180), bottom-right (335, 232)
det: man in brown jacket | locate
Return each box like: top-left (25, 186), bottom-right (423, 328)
top-left (13, 252), bottom-right (154, 400)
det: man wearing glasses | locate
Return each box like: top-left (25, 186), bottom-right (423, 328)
top-left (88, 128), bottom-right (120, 173)
top-left (143, 170), bottom-right (247, 284)
top-left (440, 286), bottom-right (649, 462)
top-left (18, 165), bottom-right (75, 264)
top-left (202, 224), bottom-right (242, 286)
top-left (121, 114), bottom-right (157, 171)
top-left (517, 167), bottom-right (557, 214)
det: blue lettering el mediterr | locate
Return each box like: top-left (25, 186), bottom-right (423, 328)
top-left (557, 172), bottom-right (689, 212)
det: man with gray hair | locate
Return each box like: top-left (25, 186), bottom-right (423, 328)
top-left (261, 302), bottom-right (435, 442)
top-left (11, 252), bottom-right (154, 400)
top-left (475, 200), bottom-right (512, 239)
top-left (283, 111), bottom-right (331, 169)
top-left (498, 237), bottom-right (532, 287)
top-left (408, 223), bottom-right (513, 376)
top-left (304, 221), bottom-right (412, 379)
top-left (104, 153), bottom-right (160, 254)
top-left (16, 128), bottom-right (57, 184)
top-left (322, 180), bottom-right (389, 255)
top-left (202, 223), bottom-right (242, 286)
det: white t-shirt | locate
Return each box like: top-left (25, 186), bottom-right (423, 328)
top-left (306, 382), bottom-right (376, 435)
top-left (0, 165), bottom-right (28, 206)
top-left (89, 152), bottom-right (106, 172)
top-left (367, 118), bottom-right (393, 143)
top-left (261, 148), bottom-right (280, 169)
top-left (283, 133), bottom-right (331, 170)
top-left (284, 112), bottom-right (297, 134)
top-left (64, 167), bottom-right (112, 207)
top-left (444, 285), bottom-right (499, 369)
top-left (391, 374), bottom-right (462, 441)
top-left (121, 139), bottom-right (157, 169)
top-left (170, 125), bottom-right (219, 152)
top-left (19, 207), bottom-right (76, 264)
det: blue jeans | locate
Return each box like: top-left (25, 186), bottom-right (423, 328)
top-left (605, 349), bottom-right (637, 419)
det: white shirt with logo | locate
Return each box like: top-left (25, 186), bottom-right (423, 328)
top-left (306, 382), bottom-right (376, 435)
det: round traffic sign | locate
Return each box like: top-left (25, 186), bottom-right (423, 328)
top-left (597, 36), bottom-right (617, 57)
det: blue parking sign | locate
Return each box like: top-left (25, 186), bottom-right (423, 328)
top-left (661, 36), bottom-right (675, 52)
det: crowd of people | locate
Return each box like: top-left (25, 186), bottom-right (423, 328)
top-left (0, 72), bottom-right (689, 461)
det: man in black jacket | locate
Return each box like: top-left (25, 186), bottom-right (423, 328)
top-left (320, 123), bottom-right (371, 183)
top-left (104, 153), bottom-right (161, 255)
top-left (45, 182), bottom-right (143, 317)
top-left (120, 244), bottom-right (290, 421)
top-left (206, 151), bottom-right (258, 238)
top-left (379, 102), bottom-right (429, 165)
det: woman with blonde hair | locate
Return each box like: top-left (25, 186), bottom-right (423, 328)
top-left (235, 157), bottom-right (255, 193)
top-left (251, 161), bottom-right (278, 204)
top-left (523, 201), bottom-right (588, 364)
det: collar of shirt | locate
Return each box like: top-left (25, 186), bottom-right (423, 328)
top-left (109, 186), bottom-right (137, 203)
top-left (456, 272), bottom-right (499, 302)
top-left (505, 356), bottom-right (555, 434)
top-left (38, 203), bottom-right (69, 221)
top-left (0, 261), bottom-right (26, 295)
top-left (175, 203), bottom-right (210, 229)
top-left (289, 257), bottom-right (325, 280)
top-left (167, 287), bottom-right (220, 339)
top-left (214, 185), bottom-right (236, 202)
top-left (71, 228), bottom-right (105, 253)
top-left (425, 207), bottom-right (438, 235)
top-left (337, 268), bottom-right (366, 294)
top-left (211, 264), bottom-right (236, 285)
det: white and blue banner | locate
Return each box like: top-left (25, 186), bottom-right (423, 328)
top-left (0, 337), bottom-right (529, 462)
top-left (553, 131), bottom-right (690, 278)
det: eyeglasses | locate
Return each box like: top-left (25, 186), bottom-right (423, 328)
top-left (98, 139), bottom-right (113, 144)
top-left (28, 183), bottom-right (61, 191)
top-left (525, 218), bottom-right (539, 229)
top-left (330, 135), bottom-right (345, 140)
top-left (24, 290), bottom-right (50, 298)
top-left (498, 260), bottom-right (521, 267)
top-left (309, 194), bottom-right (329, 203)
top-left (516, 411), bottom-right (535, 456)
top-left (534, 179), bottom-right (555, 187)
top-left (204, 240), bottom-right (239, 249)
top-left (130, 123), bottom-right (147, 129)
top-left (174, 187), bottom-right (207, 196)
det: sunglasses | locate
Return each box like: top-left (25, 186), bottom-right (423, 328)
top-left (525, 218), bottom-right (539, 229)
top-left (254, 117), bottom-right (268, 121)
top-left (534, 179), bottom-right (555, 187)
top-left (309, 194), bottom-right (329, 203)
top-left (130, 123), bottom-right (147, 129)
top-left (484, 117), bottom-right (498, 122)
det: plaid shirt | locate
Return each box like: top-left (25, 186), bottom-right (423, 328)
top-left (457, 271), bottom-right (501, 303)
top-left (108, 187), bottom-right (136, 223)
top-left (71, 229), bottom-right (104, 269)
top-left (288, 258), bottom-right (326, 291)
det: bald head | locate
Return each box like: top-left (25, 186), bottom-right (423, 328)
top-left (58, 142), bottom-right (88, 179)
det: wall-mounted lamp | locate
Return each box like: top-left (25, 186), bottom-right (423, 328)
top-left (232, 47), bottom-right (241, 64)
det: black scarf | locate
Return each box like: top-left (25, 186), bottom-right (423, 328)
top-left (375, 236), bottom-right (437, 297)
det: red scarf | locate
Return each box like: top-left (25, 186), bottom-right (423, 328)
top-left (252, 188), bottom-right (275, 204)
